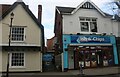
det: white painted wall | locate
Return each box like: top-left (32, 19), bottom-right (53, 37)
top-left (0, 4), bottom-right (43, 72)
top-left (62, 9), bottom-right (119, 37)
top-left (2, 51), bottom-right (42, 72)
top-left (1, 4), bottom-right (42, 46)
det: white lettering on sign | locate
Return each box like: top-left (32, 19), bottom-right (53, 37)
top-left (79, 36), bottom-right (105, 42)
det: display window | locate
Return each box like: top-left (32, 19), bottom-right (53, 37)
top-left (102, 47), bottom-right (113, 66)
top-left (75, 46), bottom-right (114, 68)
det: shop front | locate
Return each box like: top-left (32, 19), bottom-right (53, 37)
top-left (62, 34), bottom-right (119, 70)
top-left (73, 46), bottom-right (114, 69)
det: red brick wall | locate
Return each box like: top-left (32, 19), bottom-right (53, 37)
top-left (54, 10), bottom-right (63, 52)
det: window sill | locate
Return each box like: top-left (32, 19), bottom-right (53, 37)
top-left (11, 41), bottom-right (25, 43)
top-left (80, 32), bottom-right (99, 34)
top-left (9, 66), bottom-right (26, 69)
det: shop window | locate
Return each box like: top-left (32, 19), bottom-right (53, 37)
top-left (102, 47), bottom-right (113, 66)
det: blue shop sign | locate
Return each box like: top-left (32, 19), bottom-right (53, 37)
top-left (43, 54), bottom-right (53, 61)
top-left (71, 35), bottom-right (110, 43)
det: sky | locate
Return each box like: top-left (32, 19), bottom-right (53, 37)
top-left (0, 0), bottom-right (115, 41)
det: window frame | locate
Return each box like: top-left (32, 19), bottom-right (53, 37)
top-left (9, 52), bottom-right (25, 68)
top-left (11, 26), bottom-right (26, 42)
top-left (79, 17), bottom-right (97, 33)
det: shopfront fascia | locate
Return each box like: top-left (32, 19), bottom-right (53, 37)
top-left (62, 34), bottom-right (119, 70)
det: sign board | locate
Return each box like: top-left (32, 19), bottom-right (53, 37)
top-left (71, 35), bottom-right (110, 43)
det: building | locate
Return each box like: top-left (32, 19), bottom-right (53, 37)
top-left (114, 0), bottom-right (120, 65)
top-left (47, 36), bottom-right (56, 53)
top-left (54, 0), bottom-right (119, 71)
top-left (0, 0), bottom-right (44, 73)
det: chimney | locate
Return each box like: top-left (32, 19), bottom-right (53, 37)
top-left (38, 5), bottom-right (42, 24)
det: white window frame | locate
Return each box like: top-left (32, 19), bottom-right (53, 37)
top-left (11, 26), bottom-right (26, 42)
top-left (80, 17), bottom-right (97, 33)
top-left (9, 52), bottom-right (25, 68)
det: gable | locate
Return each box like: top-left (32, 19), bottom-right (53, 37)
top-left (56, 0), bottom-right (112, 18)
top-left (0, 2), bottom-right (43, 30)
top-left (71, 0), bottom-right (106, 16)
top-left (0, 1), bottom-right (45, 49)
top-left (80, 2), bottom-right (95, 9)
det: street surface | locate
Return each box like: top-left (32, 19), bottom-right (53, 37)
top-left (1, 74), bottom-right (119, 77)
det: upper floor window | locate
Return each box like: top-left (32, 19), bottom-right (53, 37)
top-left (80, 17), bottom-right (97, 32)
top-left (11, 26), bottom-right (25, 42)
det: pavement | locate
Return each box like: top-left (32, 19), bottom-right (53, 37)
top-left (68, 66), bottom-right (120, 76)
top-left (1, 66), bottom-right (120, 77)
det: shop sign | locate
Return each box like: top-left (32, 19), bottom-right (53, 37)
top-left (43, 54), bottom-right (53, 61)
top-left (71, 35), bottom-right (110, 43)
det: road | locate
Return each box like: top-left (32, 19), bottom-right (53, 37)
top-left (1, 74), bottom-right (119, 77)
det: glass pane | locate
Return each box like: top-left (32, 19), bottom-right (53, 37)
top-left (86, 18), bottom-right (90, 21)
top-left (92, 18), bottom-right (96, 21)
top-left (81, 22), bottom-right (89, 32)
top-left (90, 22), bottom-right (97, 32)
top-left (80, 18), bottom-right (85, 21)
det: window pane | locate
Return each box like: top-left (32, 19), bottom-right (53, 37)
top-left (92, 18), bottom-right (96, 21)
top-left (86, 18), bottom-right (90, 21)
top-left (80, 18), bottom-right (85, 21)
top-left (90, 22), bottom-right (97, 32)
top-left (81, 22), bottom-right (89, 32)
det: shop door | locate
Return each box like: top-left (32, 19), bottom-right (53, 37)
top-left (68, 51), bottom-right (74, 69)
top-left (84, 51), bottom-right (91, 67)
top-left (97, 50), bottom-right (103, 67)
top-left (91, 52), bottom-right (97, 67)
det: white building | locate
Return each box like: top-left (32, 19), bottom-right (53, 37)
top-left (54, 0), bottom-right (119, 71)
top-left (0, 1), bottom-right (44, 73)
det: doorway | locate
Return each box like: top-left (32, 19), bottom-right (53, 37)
top-left (97, 50), bottom-right (103, 67)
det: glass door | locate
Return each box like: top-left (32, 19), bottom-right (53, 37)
top-left (90, 47), bottom-right (97, 67)
top-left (79, 51), bottom-right (84, 68)
top-left (97, 50), bottom-right (103, 67)
top-left (84, 51), bottom-right (91, 67)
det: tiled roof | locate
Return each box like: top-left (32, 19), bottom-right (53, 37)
top-left (104, 12), bottom-right (113, 17)
top-left (56, 6), bottom-right (112, 17)
top-left (56, 0), bottom-right (113, 18)
top-left (0, 4), bottom-right (11, 17)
